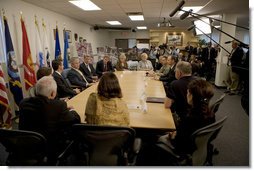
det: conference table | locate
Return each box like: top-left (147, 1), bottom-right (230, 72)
top-left (67, 71), bottom-right (176, 131)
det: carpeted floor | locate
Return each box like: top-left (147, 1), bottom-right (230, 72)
top-left (0, 86), bottom-right (249, 166)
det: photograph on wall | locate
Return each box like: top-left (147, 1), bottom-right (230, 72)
top-left (167, 33), bottom-right (183, 46)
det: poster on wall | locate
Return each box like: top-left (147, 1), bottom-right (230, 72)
top-left (166, 33), bottom-right (183, 46)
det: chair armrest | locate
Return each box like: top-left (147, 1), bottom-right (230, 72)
top-left (56, 141), bottom-right (74, 166)
top-left (133, 138), bottom-right (142, 154)
top-left (128, 138), bottom-right (142, 166)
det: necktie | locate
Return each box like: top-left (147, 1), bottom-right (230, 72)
top-left (104, 64), bottom-right (107, 72)
top-left (86, 64), bottom-right (91, 72)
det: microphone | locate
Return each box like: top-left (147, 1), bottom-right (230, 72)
top-left (169, 0), bottom-right (185, 17)
top-left (225, 41), bottom-right (232, 44)
top-left (180, 9), bottom-right (192, 20)
top-left (187, 25), bottom-right (195, 31)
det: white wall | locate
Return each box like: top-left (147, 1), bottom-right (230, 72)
top-left (0, 0), bottom-right (111, 65)
top-left (0, 0), bottom-right (112, 101)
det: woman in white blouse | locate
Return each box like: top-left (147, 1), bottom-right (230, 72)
top-left (137, 53), bottom-right (154, 71)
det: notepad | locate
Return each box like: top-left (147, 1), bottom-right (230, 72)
top-left (146, 97), bottom-right (165, 103)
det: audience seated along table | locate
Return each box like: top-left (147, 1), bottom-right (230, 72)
top-left (67, 71), bottom-right (175, 130)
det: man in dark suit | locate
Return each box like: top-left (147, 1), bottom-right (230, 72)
top-left (225, 40), bottom-right (244, 94)
top-left (185, 41), bottom-right (194, 61)
top-left (156, 55), bottom-right (177, 90)
top-left (201, 42), bottom-right (217, 81)
top-left (19, 76), bottom-right (81, 165)
top-left (67, 57), bottom-right (93, 89)
top-left (52, 59), bottom-right (80, 99)
top-left (165, 61), bottom-right (195, 122)
top-left (79, 55), bottom-right (98, 83)
top-left (96, 55), bottom-right (114, 77)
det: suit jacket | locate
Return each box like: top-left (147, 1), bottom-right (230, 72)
top-left (67, 68), bottom-right (88, 88)
top-left (201, 47), bottom-right (217, 64)
top-left (230, 46), bottom-right (244, 73)
top-left (96, 60), bottom-right (114, 77)
top-left (19, 95), bottom-right (80, 164)
top-left (79, 62), bottom-right (97, 83)
top-left (159, 64), bottom-right (176, 84)
top-left (19, 95), bottom-right (80, 138)
top-left (52, 71), bottom-right (77, 98)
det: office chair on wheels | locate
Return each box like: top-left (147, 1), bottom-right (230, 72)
top-left (156, 116), bottom-right (228, 166)
top-left (0, 129), bottom-right (47, 166)
top-left (57, 124), bottom-right (142, 166)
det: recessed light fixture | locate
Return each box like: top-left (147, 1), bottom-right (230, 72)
top-left (69, 0), bottom-right (101, 11)
top-left (127, 13), bottom-right (144, 21)
top-left (106, 21), bottom-right (122, 25)
top-left (137, 26), bottom-right (147, 30)
top-left (179, 6), bottom-right (203, 15)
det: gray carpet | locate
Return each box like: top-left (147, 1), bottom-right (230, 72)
top-left (211, 88), bottom-right (249, 166)
top-left (0, 86), bottom-right (250, 166)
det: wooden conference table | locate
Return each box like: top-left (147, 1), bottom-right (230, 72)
top-left (67, 71), bottom-right (175, 131)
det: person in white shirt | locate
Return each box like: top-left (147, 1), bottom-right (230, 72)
top-left (137, 53), bottom-right (154, 71)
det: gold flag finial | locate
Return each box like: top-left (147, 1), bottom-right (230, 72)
top-left (20, 11), bottom-right (23, 20)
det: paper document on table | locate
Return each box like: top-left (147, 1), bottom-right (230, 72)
top-left (127, 104), bottom-right (141, 110)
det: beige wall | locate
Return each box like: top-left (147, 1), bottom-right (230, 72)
top-left (150, 29), bottom-right (198, 49)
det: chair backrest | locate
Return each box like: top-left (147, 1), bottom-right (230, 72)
top-left (210, 94), bottom-right (226, 114)
top-left (191, 116), bottom-right (228, 166)
top-left (72, 124), bottom-right (136, 166)
top-left (0, 129), bottom-right (47, 166)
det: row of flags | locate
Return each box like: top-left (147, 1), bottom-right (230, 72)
top-left (0, 14), bottom-right (70, 127)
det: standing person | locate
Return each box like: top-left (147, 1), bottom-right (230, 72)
top-left (171, 42), bottom-right (180, 58)
top-left (96, 55), bottom-right (115, 77)
top-left (224, 40), bottom-right (244, 95)
top-left (164, 61), bottom-right (195, 122)
top-left (185, 41), bottom-right (194, 61)
top-left (19, 76), bottom-right (81, 165)
top-left (79, 54), bottom-right (98, 83)
top-left (137, 53), bottom-right (154, 71)
top-left (67, 57), bottom-right (93, 89)
top-left (85, 72), bottom-right (130, 126)
top-left (201, 42), bottom-right (217, 81)
top-left (158, 79), bottom-right (215, 156)
top-left (115, 53), bottom-right (129, 71)
top-left (52, 58), bottom-right (80, 99)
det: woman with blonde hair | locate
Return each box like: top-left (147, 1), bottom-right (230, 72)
top-left (115, 53), bottom-right (128, 71)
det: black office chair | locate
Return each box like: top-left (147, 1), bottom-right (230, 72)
top-left (57, 124), bottom-right (142, 166)
top-left (210, 94), bottom-right (226, 114)
top-left (157, 116), bottom-right (228, 166)
top-left (0, 129), bottom-right (47, 166)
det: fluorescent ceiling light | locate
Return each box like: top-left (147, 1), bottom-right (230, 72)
top-left (129, 15), bottom-right (144, 21)
top-left (137, 26), bottom-right (147, 30)
top-left (179, 6), bottom-right (203, 15)
top-left (69, 0), bottom-right (101, 11)
top-left (106, 21), bottom-right (122, 25)
top-left (214, 25), bottom-right (221, 28)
